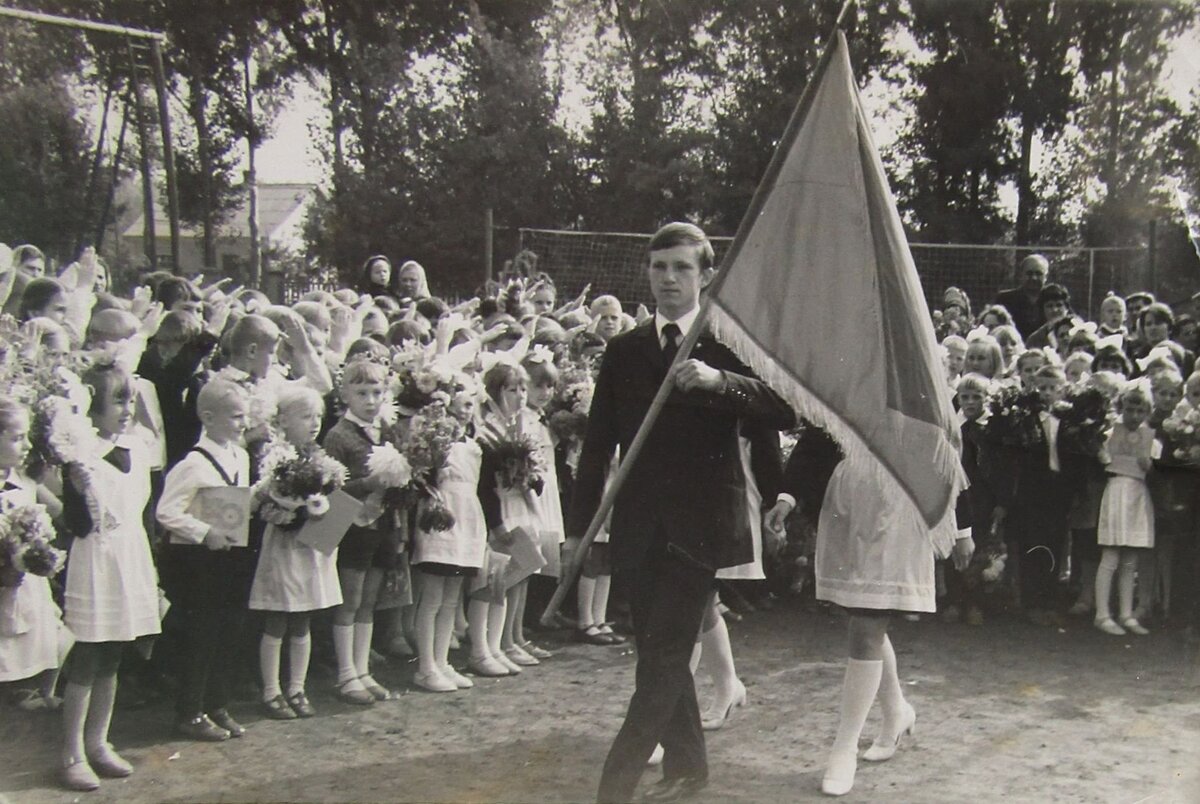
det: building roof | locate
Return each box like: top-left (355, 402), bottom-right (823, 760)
top-left (122, 183), bottom-right (318, 242)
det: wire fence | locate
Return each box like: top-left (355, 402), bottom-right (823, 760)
top-left (514, 228), bottom-right (1148, 321)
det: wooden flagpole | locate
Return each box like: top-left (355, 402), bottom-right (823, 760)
top-left (541, 0), bottom-right (858, 626)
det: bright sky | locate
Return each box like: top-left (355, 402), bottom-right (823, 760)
top-left (256, 22), bottom-right (1200, 190)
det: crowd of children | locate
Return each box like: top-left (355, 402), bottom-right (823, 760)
top-left (0, 247), bottom-right (689, 792)
top-left (937, 277), bottom-right (1200, 641)
top-left (1, 241), bottom-right (1198, 792)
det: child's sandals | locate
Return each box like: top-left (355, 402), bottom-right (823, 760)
top-left (359, 674), bottom-right (396, 701)
top-left (262, 694), bottom-right (298, 720)
top-left (287, 691), bottom-right (316, 717)
top-left (334, 677), bottom-right (375, 706)
top-left (60, 757), bottom-right (100, 792)
top-left (520, 641), bottom-right (553, 660)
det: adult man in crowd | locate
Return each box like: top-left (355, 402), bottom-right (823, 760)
top-left (995, 254), bottom-right (1050, 338)
top-left (568, 222), bottom-right (794, 803)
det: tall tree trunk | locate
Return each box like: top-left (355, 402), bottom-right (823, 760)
top-left (188, 67), bottom-right (217, 269)
top-left (245, 54), bottom-right (261, 288)
top-left (95, 92), bottom-right (131, 251)
top-left (321, 0), bottom-right (346, 189)
top-left (1015, 114), bottom-right (1035, 245)
top-left (78, 68), bottom-right (116, 255)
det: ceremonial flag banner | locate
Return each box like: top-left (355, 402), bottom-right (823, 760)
top-left (707, 31), bottom-right (964, 534)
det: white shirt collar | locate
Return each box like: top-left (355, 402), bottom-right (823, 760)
top-left (345, 411), bottom-right (382, 434)
top-left (655, 307), bottom-right (701, 344)
top-left (196, 433), bottom-right (236, 463)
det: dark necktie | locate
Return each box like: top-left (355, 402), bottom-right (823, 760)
top-left (105, 446), bottom-right (131, 473)
top-left (661, 323), bottom-right (681, 366)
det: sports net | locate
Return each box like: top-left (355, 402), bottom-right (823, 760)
top-left (515, 228), bottom-right (1147, 320)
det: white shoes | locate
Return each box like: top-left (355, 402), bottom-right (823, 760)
top-left (1095, 618), bottom-right (1126, 636)
top-left (1120, 617), bottom-right (1150, 635)
top-left (701, 679), bottom-right (747, 731)
top-left (413, 668), bottom-right (457, 693)
top-left (821, 750), bottom-right (857, 796)
top-left (862, 703), bottom-right (916, 762)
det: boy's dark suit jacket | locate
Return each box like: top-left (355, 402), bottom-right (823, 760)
top-left (567, 320), bottom-right (795, 572)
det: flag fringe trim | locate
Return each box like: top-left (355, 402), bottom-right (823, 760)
top-left (708, 302), bottom-right (964, 549)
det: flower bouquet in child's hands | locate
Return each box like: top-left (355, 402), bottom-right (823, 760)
top-left (28, 386), bottom-right (114, 534)
top-left (1162, 402), bottom-right (1200, 465)
top-left (400, 404), bottom-right (464, 531)
top-left (480, 420), bottom-right (546, 497)
top-left (546, 362), bottom-right (594, 467)
top-left (0, 504), bottom-right (66, 588)
top-left (255, 440), bottom-right (349, 531)
top-left (981, 384), bottom-right (1045, 451)
top-left (1052, 386), bottom-right (1112, 458)
top-left (366, 442), bottom-right (413, 490)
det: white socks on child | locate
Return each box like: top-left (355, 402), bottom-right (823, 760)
top-left (260, 634), bottom-right (283, 700)
top-left (577, 576), bottom-right (596, 628)
top-left (353, 622), bottom-right (375, 684)
top-left (287, 635), bottom-right (311, 697)
top-left (823, 658), bottom-right (883, 796)
top-left (592, 575), bottom-right (611, 627)
top-left (333, 624), bottom-right (362, 690)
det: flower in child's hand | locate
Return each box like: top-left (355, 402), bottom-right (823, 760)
top-left (305, 494), bottom-right (330, 517)
top-left (367, 443), bottom-right (413, 489)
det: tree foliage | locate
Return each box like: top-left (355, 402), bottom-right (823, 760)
top-left (0, 0), bottom-right (1197, 293)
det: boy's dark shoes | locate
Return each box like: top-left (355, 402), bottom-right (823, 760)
top-left (287, 691), bottom-right (316, 717)
top-left (261, 694), bottom-right (297, 720)
top-left (208, 708), bottom-right (246, 737)
top-left (176, 714), bottom-right (230, 742)
top-left (640, 775), bottom-right (709, 802)
top-left (575, 627), bottom-right (614, 645)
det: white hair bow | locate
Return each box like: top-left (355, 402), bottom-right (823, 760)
top-left (1135, 345), bottom-right (1175, 372)
top-left (1068, 320), bottom-right (1097, 338)
top-left (1095, 333), bottom-right (1124, 352)
top-left (966, 325), bottom-right (990, 342)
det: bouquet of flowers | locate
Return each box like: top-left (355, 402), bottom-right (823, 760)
top-left (27, 379), bottom-right (115, 535)
top-left (981, 384), bottom-right (1045, 451)
top-left (1162, 401), bottom-right (1200, 465)
top-left (1052, 386), bottom-right (1112, 459)
top-left (391, 344), bottom-right (461, 412)
top-left (546, 362), bottom-right (594, 468)
top-left (401, 404), bottom-right (465, 531)
top-left (255, 441), bottom-right (349, 530)
top-left (0, 504), bottom-right (66, 588)
top-left (481, 420), bottom-right (545, 497)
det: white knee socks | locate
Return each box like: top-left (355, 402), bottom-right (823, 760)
top-left (84, 675), bottom-right (117, 753)
top-left (260, 634), bottom-right (283, 700)
top-left (353, 622), bottom-right (374, 682)
top-left (592, 574), bottom-right (612, 627)
top-left (287, 635), bottom-right (311, 697)
top-left (577, 576), bottom-right (597, 628)
top-left (1117, 551), bottom-right (1138, 622)
top-left (332, 624), bottom-right (362, 689)
top-left (831, 659), bottom-right (883, 758)
top-left (1095, 548), bottom-right (1120, 621)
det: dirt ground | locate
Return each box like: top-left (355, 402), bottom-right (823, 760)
top-left (2, 598), bottom-right (1199, 804)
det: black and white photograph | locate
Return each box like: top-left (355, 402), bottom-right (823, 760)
top-left (1, 1), bottom-right (1199, 801)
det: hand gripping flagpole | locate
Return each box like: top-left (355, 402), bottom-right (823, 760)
top-left (541, 0), bottom-right (858, 627)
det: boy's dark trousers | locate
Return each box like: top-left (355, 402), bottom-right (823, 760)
top-left (165, 544), bottom-right (255, 720)
top-left (1010, 464), bottom-right (1073, 612)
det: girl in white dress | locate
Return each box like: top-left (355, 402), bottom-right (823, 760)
top-left (0, 402), bottom-right (69, 707)
top-left (478, 362), bottom-right (541, 674)
top-left (1094, 381), bottom-right (1156, 636)
top-left (766, 426), bottom-right (972, 797)
top-left (250, 386), bottom-right (344, 718)
top-left (59, 363), bottom-right (160, 791)
top-left (411, 384), bottom-right (486, 692)
top-left (692, 422), bottom-right (778, 731)
top-left (520, 351), bottom-right (563, 661)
